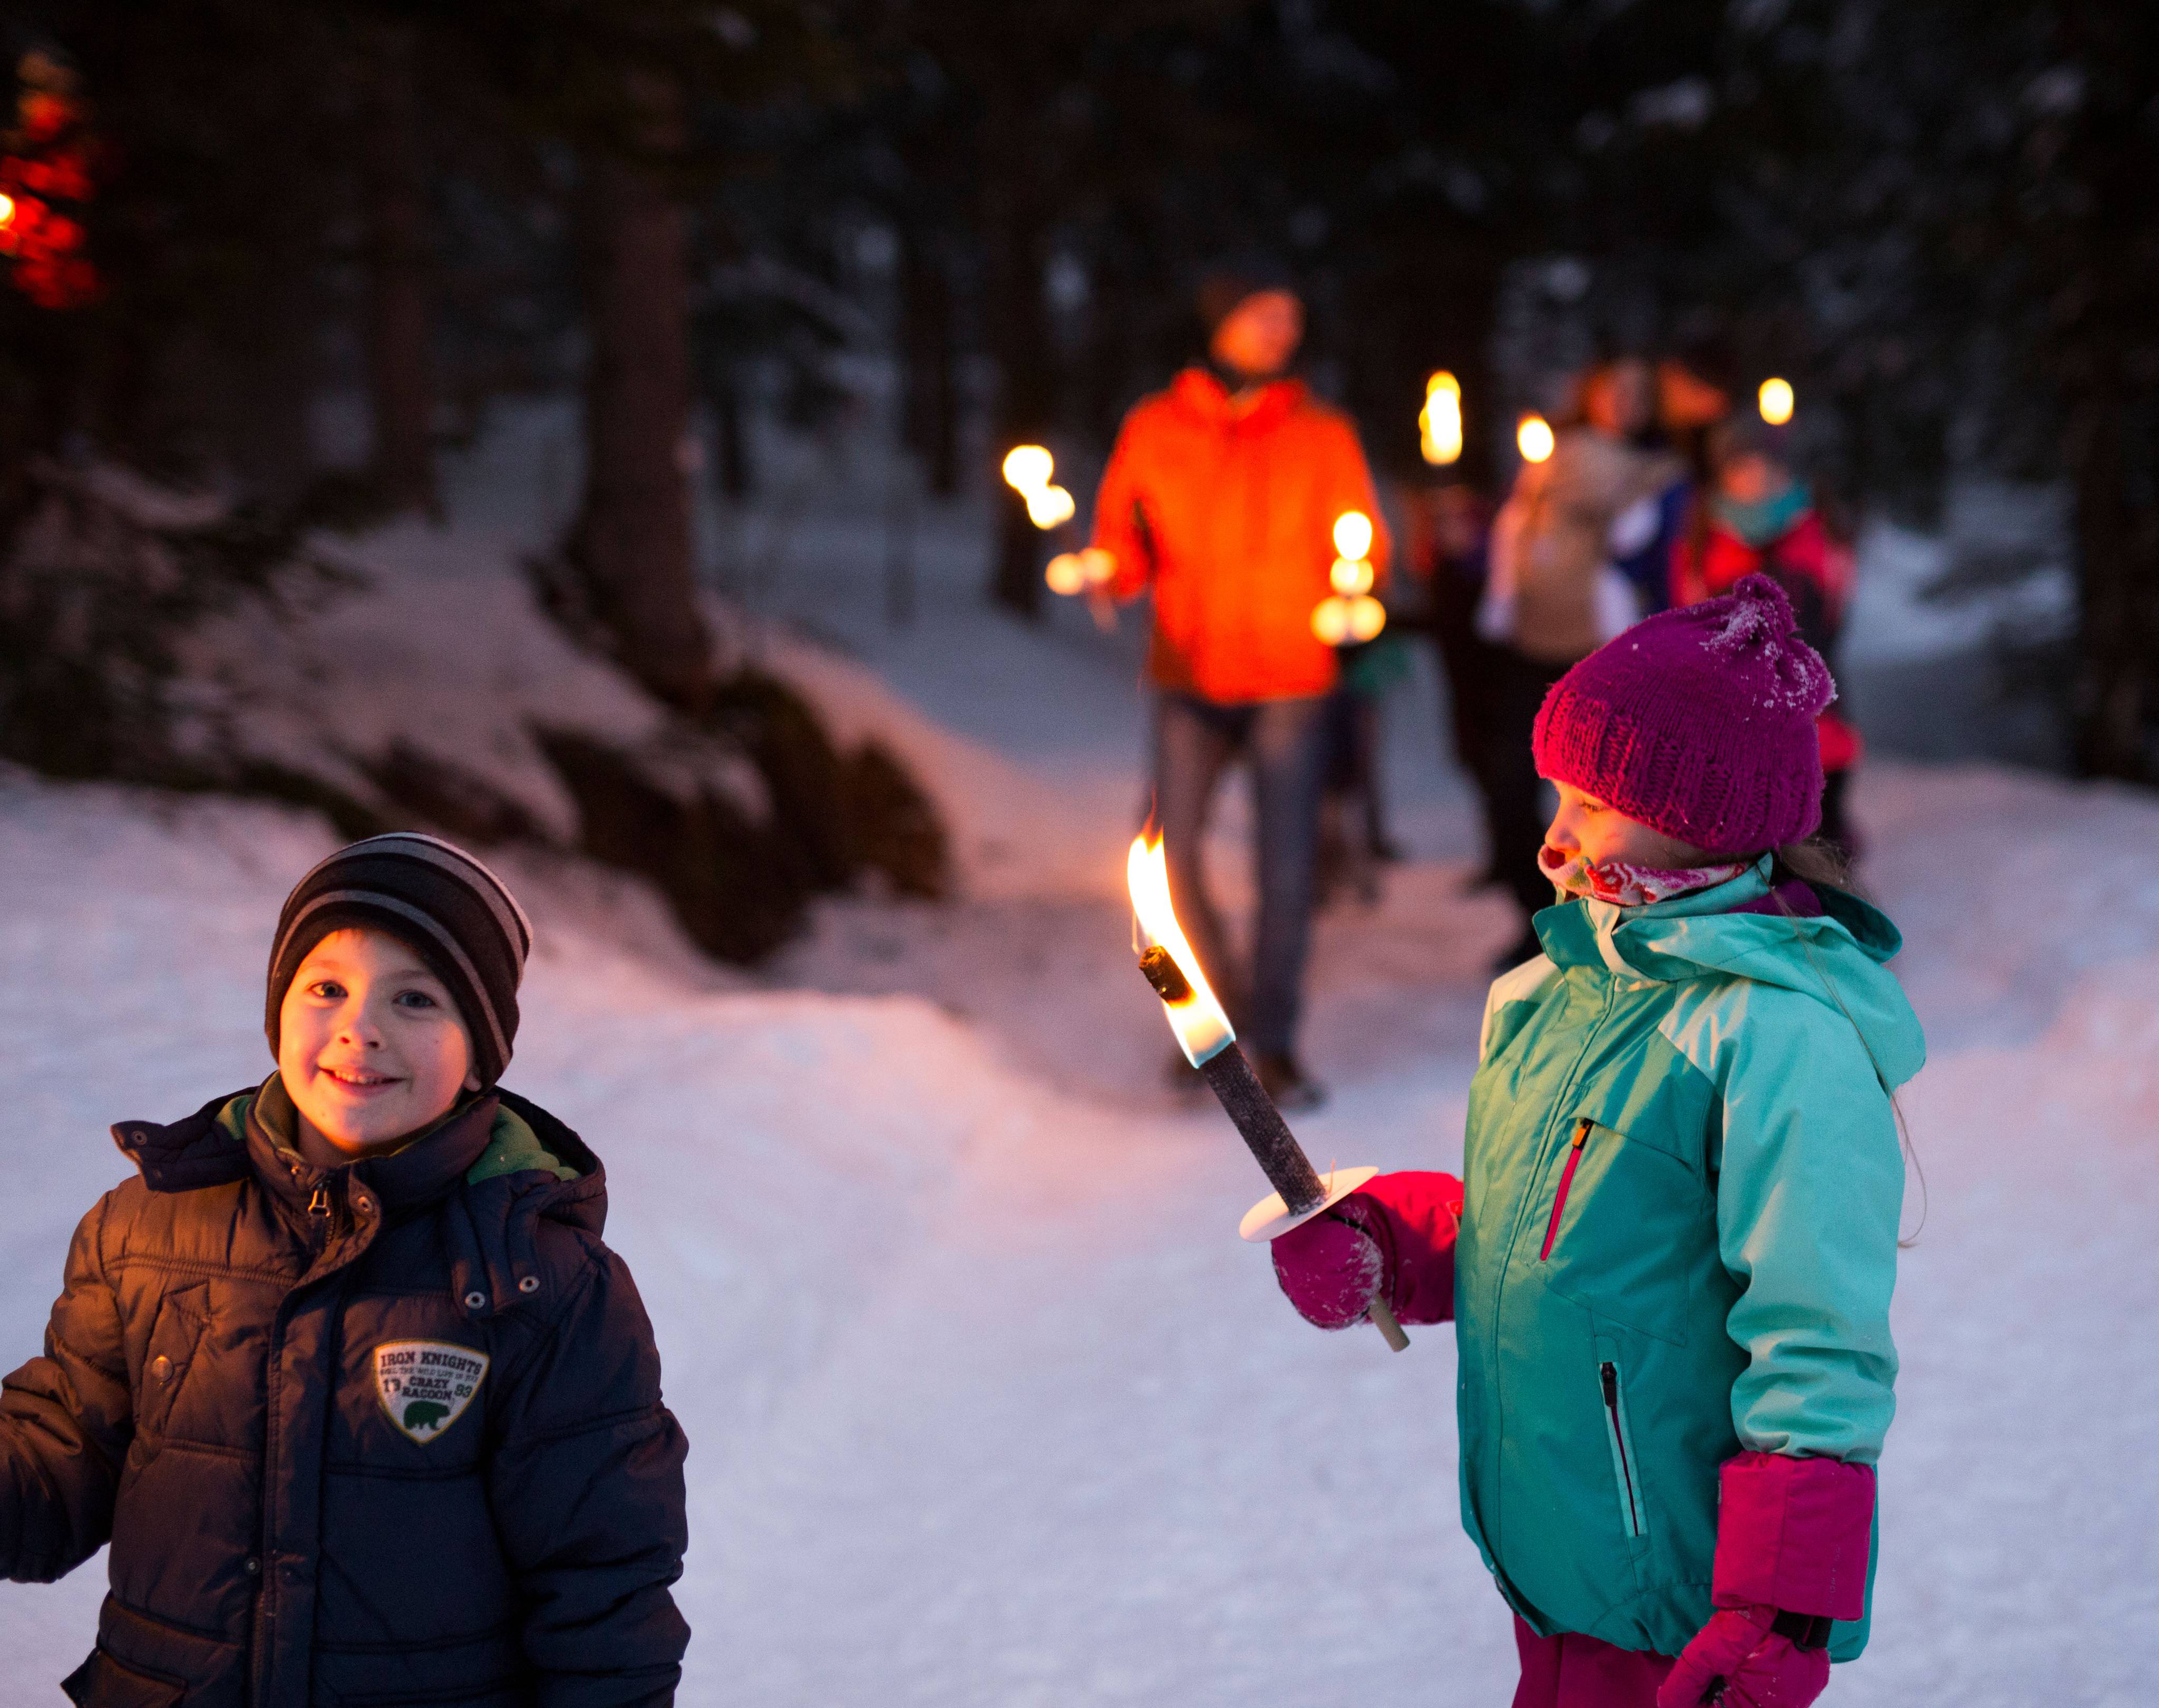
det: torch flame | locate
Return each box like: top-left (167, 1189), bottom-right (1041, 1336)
top-left (1329, 556), bottom-right (1375, 596)
top-left (1002, 444), bottom-right (1054, 492)
top-left (1127, 832), bottom-right (1234, 1067)
top-left (1517, 413), bottom-right (1555, 464)
top-left (1332, 510), bottom-right (1374, 562)
top-left (1420, 371), bottom-right (1463, 465)
top-left (0, 192), bottom-right (14, 231)
top-left (1758, 377), bottom-right (1794, 426)
top-left (1025, 483), bottom-right (1076, 529)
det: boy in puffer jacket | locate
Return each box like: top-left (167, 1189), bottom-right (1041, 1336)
top-left (0, 834), bottom-right (690, 1706)
top-left (1270, 577), bottom-right (1920, 1708)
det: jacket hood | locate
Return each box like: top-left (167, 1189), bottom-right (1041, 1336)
top-left (1168, 366), bottom-right (1307, 430)
top-left (1533, 857), bottom-right (1926, 1089)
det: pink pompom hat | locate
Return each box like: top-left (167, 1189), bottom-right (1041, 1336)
top-left (1531, 574), bottom-right (1836, 858)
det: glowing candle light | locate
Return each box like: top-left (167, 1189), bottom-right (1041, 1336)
top-left (1330, 557), bottom-right (1375, 597)
top-left (1420, 370), bottom-right (1463, 465)
top-left (1758, 377), bottom-right (1794, 426)
top-left (1315, 510), bottom-right (1383, 643)
top-left (1333, 509), bottom-right (1374, 562)
top-left (1001, 444), bottom-right (1054, 493)
top-left (1024, 483), bottom-right (1076, 529)
top-left (1517, 413), bottom-right (1555, 464)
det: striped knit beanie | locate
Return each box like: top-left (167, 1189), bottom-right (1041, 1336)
top-left (1532, 574), bottom-right (1834, 858)
top-left (266, 833), bottom-right (532, 1086)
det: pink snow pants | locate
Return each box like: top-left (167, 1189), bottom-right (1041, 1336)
top-left (1511, 1616), bottom-right (1678, 1708)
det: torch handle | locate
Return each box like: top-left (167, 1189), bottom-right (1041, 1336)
top-left (1368, 1298), bottom-right (1409, 1353)
top-left (1198, 1043), bottom-right (1326, 1215)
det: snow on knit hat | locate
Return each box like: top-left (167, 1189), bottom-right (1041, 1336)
top-left (266, 833), bottom-right (533, 1086)
top-left (1532, 574), bottom-right (1834, 858)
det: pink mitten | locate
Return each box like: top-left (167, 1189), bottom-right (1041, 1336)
top-left (1656, 1606), bottom-right (1828, 1708)
top-left (1656, 1451), bottom-right (1876, 1708)
top-left (1270, 1171), bottom-right (1461, 1330)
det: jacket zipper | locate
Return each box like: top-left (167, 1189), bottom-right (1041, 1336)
top-left (1600, 1360), bottom-right (1643, 1538)
top-left (1538, 1119), bottom-right (1594, 1260)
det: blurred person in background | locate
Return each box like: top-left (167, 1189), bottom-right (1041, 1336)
top-left (1408, 481), bottom-right (1509, 886)
top-left (1478, 357), bottom-right (1681, 966)
top-left (1671, 411), bottom-right (1862, 856)
top-left (1089, 257), bottom-right (1389, 1108)
top-left (1315, 622), bottom-right (1414, 909)
top-left (1604, 344), bottom-right (1738, 620)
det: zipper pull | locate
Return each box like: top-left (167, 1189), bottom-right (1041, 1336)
top-left (1538, 1120), bottom-right (1598, 1262)
top-left (1601, 1361), bottom-right (1619, 1406)
top-left (307, 1185), bottom-right (330, 1220)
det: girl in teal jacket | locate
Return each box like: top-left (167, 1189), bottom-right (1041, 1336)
top-left (1272, 575), bottom-right (1921, 1708)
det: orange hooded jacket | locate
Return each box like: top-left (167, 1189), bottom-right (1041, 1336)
top-left (1091, 368), bottom-right (1389, 704)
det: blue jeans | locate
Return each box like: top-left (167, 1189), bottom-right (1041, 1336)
top-left (1152, 692), bottom-right (1330, 1058)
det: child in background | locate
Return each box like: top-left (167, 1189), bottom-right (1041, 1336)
top-left (1672, 413), bottom-right (1863, 855)
top-left (0, 834), bottom-right (690, 1706)
top-left (1268, 577), bottom-right (1920, 1708)
top-left (1317, 629), bottom-right (1415, 907)
top-left (1480, 358), bottom-right (1682, 967)
top-left (1606, 347), bottom-right (1738, 623)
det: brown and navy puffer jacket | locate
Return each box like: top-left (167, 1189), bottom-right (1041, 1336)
top-left (0, 1081), bottom-right (690, 1707)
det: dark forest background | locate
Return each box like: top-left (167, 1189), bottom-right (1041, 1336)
top-left (4, 0), bottom-right (2157, 779)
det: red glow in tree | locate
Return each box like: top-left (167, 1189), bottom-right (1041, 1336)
top-left (0, 48), bottom-right (102, 310)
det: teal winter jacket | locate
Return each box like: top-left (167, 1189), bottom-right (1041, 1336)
top-left (1455, 859), bottom-right (1923, 1661)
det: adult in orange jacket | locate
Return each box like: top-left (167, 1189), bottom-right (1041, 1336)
top-left (1089, 263), bottom-right (1389, 1105)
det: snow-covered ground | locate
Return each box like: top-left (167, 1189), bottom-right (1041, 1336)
top-left (3, 418), bottom-right (2155, 1705)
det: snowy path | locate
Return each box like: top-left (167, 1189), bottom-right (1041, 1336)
top-left (3, 490), bottom-right (2157, 1703)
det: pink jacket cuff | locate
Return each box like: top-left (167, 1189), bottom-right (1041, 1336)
top-left (1712, 1450), bottom-right (1876, 1622)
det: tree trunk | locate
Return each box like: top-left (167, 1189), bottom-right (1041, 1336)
top-left (571, 76), bottom-right (708, 710)
top-left (2055, 2), bottom-right (2159, 782)
top-left (980, 85), bottom-right (1054, 618)
top-left (2066, 352), bottom-right (2154, 780)
top-left (900, 221), bottom-right (960, 497)
top-left (359, 23), bottom-right (439, 519)
top-left (223, 234), bottom-right (320, 508)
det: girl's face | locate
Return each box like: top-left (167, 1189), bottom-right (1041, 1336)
top-left (1544, 781), bottom-right (1716, 870)
top-left (1718, 451), bottom-right (1791, 508)
top-left (277, 927), bottom-right (480, 1157)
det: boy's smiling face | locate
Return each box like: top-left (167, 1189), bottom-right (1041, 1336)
top-left (277, 927), bottom-right (479, 1158)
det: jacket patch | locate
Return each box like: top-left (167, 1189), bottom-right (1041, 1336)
top-left (374, 1341), bottom-right (490, 1443)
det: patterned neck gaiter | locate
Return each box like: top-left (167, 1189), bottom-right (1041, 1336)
top-left (1539, 843), bottom-right (1753, 908)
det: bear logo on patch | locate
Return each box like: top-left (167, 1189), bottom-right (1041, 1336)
top-left (375, 1341), bottom-right (490, 1443)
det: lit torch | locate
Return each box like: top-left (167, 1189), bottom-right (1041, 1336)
top-left (1004, 444), bottom-right (1115, 630)
top-left (1311, 509), bottom-right (1387, 647)
top-left (1127, 832), bottom-right (1409, 1351)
